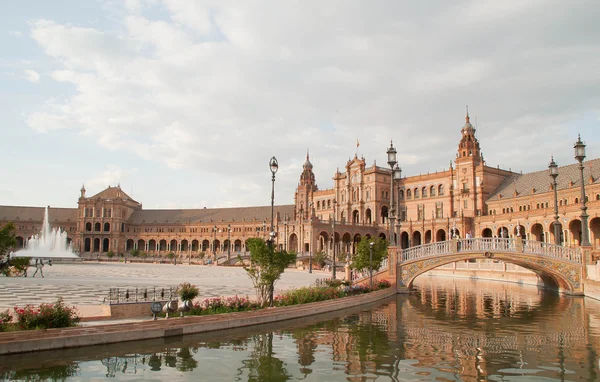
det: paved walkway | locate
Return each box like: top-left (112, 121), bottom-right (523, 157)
top-left (0, 263), bottom-right (326, 316)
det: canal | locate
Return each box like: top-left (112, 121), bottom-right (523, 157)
top-left (1, 276), bottom-right (599, 381)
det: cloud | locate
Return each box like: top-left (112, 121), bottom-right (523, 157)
top-left (23, 69), bottom-right (40, 83)
top-left (24, 0), bottom-right (600, 207)
top-left (86, 165), bottom-right (138, 190)
top-left (9, 31), bottom-right (23, 37)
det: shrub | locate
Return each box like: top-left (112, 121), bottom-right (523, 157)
top-left (106, 250), bottom-right (115, 258)
top-left (178, 282), bottom-right (199, 301)
top-left (0, 309), bottom-right (12, 332)
top-left (325, 279), bottom-right (343, 288)
top-left (274, 286), bottom-right (345, 307)
top-left (13, 298), bottom-right (80, 330)
top-left (377, 279), bottom-right (391, 289)
top-left (189, 295), bottom-right (259, 315)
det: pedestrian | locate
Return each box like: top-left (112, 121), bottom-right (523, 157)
top-left (32, 258), bottom-right (44, 278)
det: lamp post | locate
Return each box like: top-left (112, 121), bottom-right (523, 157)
top-left (387, 141), bottom-right (397, 245)
top-left (369, 241), bottom-right (374, 287)
top-left (284, 218), bottom-right (288, 251)
top-left (227, 224), bottom-right (231, 265)
top-left (332, 199), bottom-right (337, 279)
top-left (574, 135), bottom-right (591, 246)
top-left (549, 157), bottom-right (561, 245)
top-left (393, 164), bottom-right (402, 243)
top-left (268, 156), bottom-right (278, 249)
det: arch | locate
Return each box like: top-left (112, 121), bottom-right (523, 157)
top-left (102, 238), bottom-right (109, 252)
top-left (317, 201), bottom-right (321, 209)
top-left (202, 239), bottom-right (210, 252)
top-left (289, 233), bottom-right (298, 253)
top-left (400, 232), bottom-right (409, 249)
top-left (414, 188), bottom-right (419, 199)
top-left (94, 222), bottom-right (101, 232)
top-left (137, 239), bottom-right (145, 251)
top-left (93, 238), bottom-right (100, 252)
top-left (170, 239), bottom-right (177, 251)
top-left (84, 238), bottom-right (91, 252)
top-left (531, 223), bottom-right (544, 242)
top-left (234, 239), bottom-right (242, 252)
top-left (438, 184), bottom-right (444, 195)
top-left (590, 217), bottom-right (600, 248)
top-left (342, 233), bottom-right (352, 254)
top-left (549, 221), bottom-right (563, 245)
top-left (318, 231), bottom-right (330, 253)
top-left (481, 228), bottom-right (493, 238)
top-left (398, 190), bottom-right (404, 200)
top-left (424, 230), bottom-right (432, 244)
top-left (192, 239), bottom-right (199, 252)
top-left (412, 231), bottom-right (422, 246)
top-left (379, 232), bottom-right (386, 241)
top-left (422, 186), bottom-right (427, 198)
top-left (399, 252), bottom-right (580, 293)
top-left (181, 239), bottom-right (189, 252)
top-left (340, 211), bottom-right (345, 223)
top-left (406, 189), bottom-right (412, 199)
top-left (514, 224), bottom-right (525, 237)
top-left (15, 236), bottom-right (24, 248)
top-left (430, 185), bottom-right (436, 197)
top-left (569, 219), bottom-right (582, 246)
top-left (126, 239), bottom-right (134, 251)
top-left (223, 239), bottom-right (231, 253)
top-left (85, 222), bottom-right (92, 232)
top-left (213, 239), bottom-right (221, 253)
top-left (353, 210), bottom-right (360, 224)
top-left (435, 229), bottom-right (446, 242)
top-left (380, 206), bottom-right (388, 224)
top-left (365, 208), bottom-right (372, 224)
top-left (148, 239), bottom-right (157, 252)
top-left (159, 239), bottom-right (167, 251)
top-left (353, 234), bottom-right (362, 254)
top-left (497, 227), bottom-right (509, 238)
top-left (103, 222), bottom-right (110, 232)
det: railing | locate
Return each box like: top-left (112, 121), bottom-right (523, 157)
top-left (401, 238), bottom-right (582, 264)
top-left (105, 286), bottom-right (177, 304)
top-left (352, 257), bottom-right (389, 282)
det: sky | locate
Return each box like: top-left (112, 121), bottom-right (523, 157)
top-left (1, 0), bottom-right (599, 210)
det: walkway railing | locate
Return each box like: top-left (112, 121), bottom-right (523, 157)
top-left (105, 286), bottom-right (177, 304)
top-left (401, 238), bottom-right (582, 264)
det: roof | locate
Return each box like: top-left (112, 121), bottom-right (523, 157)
top-left (486, 158), bottom-right (600, 202)
top-left (127, 205), bottom-right (296, 224)
top-left (89, 186), bottom-right (137, 203)
top-left (0, 206), bottom-right (78, 223)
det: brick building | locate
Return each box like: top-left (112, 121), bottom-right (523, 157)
top-left (2, 112), bottom-right (599, 261)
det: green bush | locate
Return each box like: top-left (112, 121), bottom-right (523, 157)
top-left (14, 298), bottom-right (80, 330)
top-left (274, 286), bottom-right (345, 306)
top-left (177, 282), bottom-right (200, 301)
top-left (0, 309), bottom-right (12, 332)
top-left (189, 295), bottom-right (259, 316)
top-left (106, 250), bottom-right (115, 258)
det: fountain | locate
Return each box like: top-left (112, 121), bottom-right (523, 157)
top-left (16, 206), bottom-right (79, 258)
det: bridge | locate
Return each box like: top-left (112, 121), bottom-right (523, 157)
top-left (393, 238), bottom-right (583, 294)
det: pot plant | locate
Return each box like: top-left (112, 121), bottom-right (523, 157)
top-left (177, 282), bottom-right (199, 316)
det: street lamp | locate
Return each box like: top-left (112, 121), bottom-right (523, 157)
top-left (393, 163), bottom-right (402, 244)
top-left (332, 199), bottom-right (337, 279)
top-left (283, 217), bottom-right (288, 252)
top-left (268, 156), bottom-right (279, 249)
top-left (549, 156), bottom-right (561, 245)
top-left (574, 135), bottom-right (591, 246)
top-left (227, 224), bottom-right (231, 265)
top-left (387, 141), bottom-right (397, 245)
top-left (212, 225), bottom-right (217, 260)
top-left (369, 241), bottom-right (374, 287)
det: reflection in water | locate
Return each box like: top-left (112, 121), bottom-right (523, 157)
top-left (2, 277), bottom-right (600, 381)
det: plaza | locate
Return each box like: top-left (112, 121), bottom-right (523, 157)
top-left (0, 262), bottom-right (323, 315)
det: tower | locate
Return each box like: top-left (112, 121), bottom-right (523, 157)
top-left (454, 107), bottom-right (484, 219)
top-left (294, 151), bottom-right (318, 219)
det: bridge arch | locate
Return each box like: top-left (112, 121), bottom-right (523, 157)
top-left (398, 238), bottom-right (582, 294)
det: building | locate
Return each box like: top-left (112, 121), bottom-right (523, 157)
top-left (2, 111), bottom-right (599, 263)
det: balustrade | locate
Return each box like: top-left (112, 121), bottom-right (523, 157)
top-left (400, 238), bottom-right (582, 264)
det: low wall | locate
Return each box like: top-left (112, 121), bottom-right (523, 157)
top-left (108, 301), bottom-right (171, 319)
top-left (0, 288), bottom-right (396, 355)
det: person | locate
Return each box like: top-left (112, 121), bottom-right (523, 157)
top-left (174, 257), bottom-right (177, 266)
top-left (32, 258), bottom-right (44, 278)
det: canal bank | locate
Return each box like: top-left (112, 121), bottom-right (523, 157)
top-left (0, 287), bottom-right (395, 355)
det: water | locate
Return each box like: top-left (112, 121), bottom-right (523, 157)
top-left (2, 276), bottom-right (600, 381)
top-left (16, 206), bottom-right (78, 258)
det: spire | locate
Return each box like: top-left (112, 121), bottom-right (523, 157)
top-left (80, 183), bottom-right (86, 198)
top-left (465, 105), bottom-right (470, 123)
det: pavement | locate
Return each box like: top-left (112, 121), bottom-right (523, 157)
top-left (0, 262), bottom-right (327, 325)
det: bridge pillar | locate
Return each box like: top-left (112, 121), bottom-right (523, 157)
top-left (582, 245), bottom-right (593, 281)
top-left (388, 246), bottom-right (398, 277)
top-left (515, 238), bottom-right (524, 252)
top-left (451, 239), bottom-right (458, 253)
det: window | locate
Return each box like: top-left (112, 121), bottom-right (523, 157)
top-left (430, 185), bottom-right (436, 196)
top-left (464, 200), bottom-right (468, 209)
top-left (422, 187), bottom-right (427, 198)
top-left (398, 190), bottom-right (404, 200)
top-left (436, 202), bottom-right (443, 219)
top-left (406, 189), bottom-right (412, 199)
top-left (417, 204), bottom-right (424, 221)
top-left (414, 188), bottom-right (419, 199)
top-left (438, 185), bottom-right (444, 196)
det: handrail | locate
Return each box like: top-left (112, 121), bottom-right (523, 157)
top-left (400, 238), bottom-right (582, 264)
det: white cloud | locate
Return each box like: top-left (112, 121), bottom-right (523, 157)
top-left (9, 31), bottom-right (23, 37)
top-left (23, 69), bottom-right (40, 83)
top-left (86, 166), bottom-right (138, 190)
top-left (22, 0), bottom-right (600, 207)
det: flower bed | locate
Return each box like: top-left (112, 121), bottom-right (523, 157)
top-left (1, 298), bottom-right (80, 332)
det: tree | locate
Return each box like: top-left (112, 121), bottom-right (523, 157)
top-left (242, 238), bottom-right (296, 307)
top-left (312, 251), bottom-right (327, 269)
top-left (350, 237), bottom-right (388, 273)
top-left (0, 222), bottom-right (16, 258)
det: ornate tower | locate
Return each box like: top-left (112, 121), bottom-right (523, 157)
top-left (454, 107), bottom-right (484, 220)
top-left (294, 151), bottom-right (318, 219)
